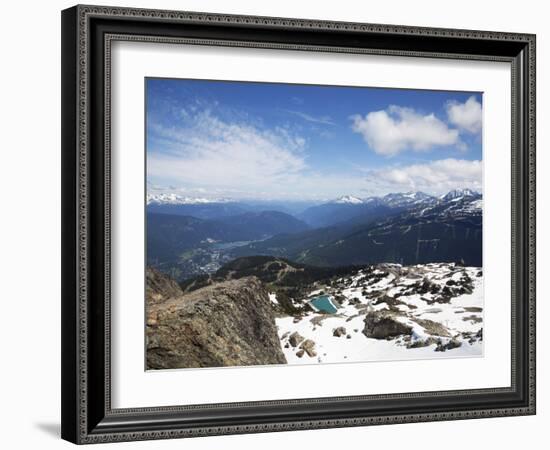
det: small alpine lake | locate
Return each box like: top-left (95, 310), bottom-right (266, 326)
top-left (309, 295), bottom-right (338, 314)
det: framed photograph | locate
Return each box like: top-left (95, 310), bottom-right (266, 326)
top-left (61, 5), bottom-right (536, 444)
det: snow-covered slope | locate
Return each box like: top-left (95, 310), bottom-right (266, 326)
top-left (275, 263), bottom-right (483, 364)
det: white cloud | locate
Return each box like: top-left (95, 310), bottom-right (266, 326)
top-left (285, 110), bottom-right (335, 126)
top-left (148, 109), bottom-right (482, 201)
top-left (148, 111), bottom-right (374, 201)
top-left (366, 159), bottom-right (482, 195)
top-left (446, 96), bottom-right (482, 134)
top-left (351, 106), bottom-right (461, 156)
top-left (148, 111), bottom-right (311, 195)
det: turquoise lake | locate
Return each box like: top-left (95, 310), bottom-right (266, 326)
top-left (310, 295), bottom-right (338, 314)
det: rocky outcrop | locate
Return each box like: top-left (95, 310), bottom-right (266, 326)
top-left (146, 276), bottom-right (287, 369)
top-left (146, 267), bottom-right (183, 304)
top-left (363, 311), bottom-right (412, 339)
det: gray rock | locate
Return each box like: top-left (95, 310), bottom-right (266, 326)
top-left (146, 267), bottom-right (184, 304)
top-left (412, 318), bottom-right (451, 337)
top-left (146, 276), bottom-right (287, 369)
top-left (363, 311), bottom-right (413, 339)
top-left (435, 338), bottom-right (462, 352)
top-left (407, 337), bottom-right (438, 349)
top-left (300, 339), bottom-right (317, 357)
top-left (332, 326), bottom-right (347, 337)
top-left (289, 331), bottom-right (305, 347)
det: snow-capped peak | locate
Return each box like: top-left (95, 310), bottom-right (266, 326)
top-left (146, 193), bottom-right (230, 205)
top-left (381, 191), bottom-right (434, 207)
top-left (440, 188), bottom-right (479, 202)
top-left (406, 191), bottom-right (431, 200)
top-left (332, 195), bottom-right (364, 205)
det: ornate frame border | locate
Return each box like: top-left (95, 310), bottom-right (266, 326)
top-left (61, 4), bottom-right (536, 444)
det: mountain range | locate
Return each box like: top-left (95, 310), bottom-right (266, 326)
top-left (232, 189), bottom-right (482, 267)
top-left (147, 189), bottom-right (482, 281)
top-left (297, 191), bottom-right (478, 227)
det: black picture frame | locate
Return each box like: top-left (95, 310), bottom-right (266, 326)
top-left (61, 4), bottom-right (536, 444)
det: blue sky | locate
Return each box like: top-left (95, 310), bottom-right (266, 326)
top-left (146, 78), bottom-right (482, 201)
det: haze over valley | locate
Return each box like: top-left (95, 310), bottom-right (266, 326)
top-left (147, 188), bottom-right (482, 282)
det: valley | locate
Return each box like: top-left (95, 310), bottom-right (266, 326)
top-left (147, 189), bottom-right (482, 282)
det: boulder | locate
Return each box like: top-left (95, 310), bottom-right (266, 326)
top-left (363, 311), bottom-right (412, 339)
top-left (300, 339), bottom-right (317, 357)
top-left (332, 326), bottom-right (347, 337)
top-left (288, 332), bottom-right (305, 347)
